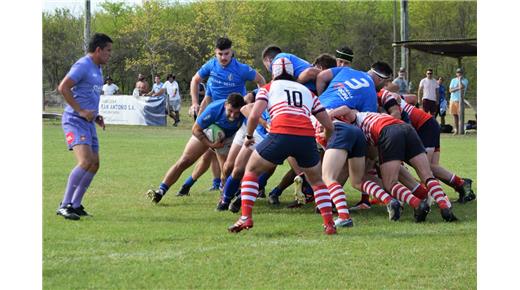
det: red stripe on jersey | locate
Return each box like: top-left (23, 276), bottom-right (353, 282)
top-left (401, 102), bottom-right (432, 129)
top-left (378, 89), bottom-right (400, 108)
top-left (357, 112), bottom-right (404, 145)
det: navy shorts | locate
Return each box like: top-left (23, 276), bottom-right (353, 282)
top-left (256, 133), bottom-right (321, 168)
top-left (327, 122), bottom-right (367, 158)
top-left (61, 112), bottom-right (99, 153)
top-left (377, 123), bottom-right (425, 164)
top-left (417, 118), bottom-right (440, 150)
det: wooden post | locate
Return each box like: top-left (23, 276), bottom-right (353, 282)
top-left (458, 57), bottom-right (465, 135)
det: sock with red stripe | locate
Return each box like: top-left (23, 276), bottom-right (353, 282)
top-left (312, 184), bottom-right (334, 225)
top-left (362, 180), bottom-right (392, 205)
top-left (426, 178), bottom-right (449, 209)
top-left (391, 183), bottom-right (421, 208)
top-left (327, 183), bottom-right (350, 220)
top-left (411, 183), bottom-right (428, 200)
top-left (240, 174), bottom-right (259, 218)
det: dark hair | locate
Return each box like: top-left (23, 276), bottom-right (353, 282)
top-left (167, 73), bottom-right (175, 80)
top-left (427, 68), bottom-right (433, 73)
top-left (216, 37), bottom-right (232, 50)
top-left (87, 33), bottom-right (113, 53)
top-left (313, 53), bottom-right (336, 69)
top-left (262, 45), bottom-right (282, 60)
top-left (155, 74), bottom-right (161, 78)
top-left (335, 46), bottom-right (354, 62)
top-left (371, 61), bottom-right (393, 79)
top-left (226, 93), bottom-right (246, 108)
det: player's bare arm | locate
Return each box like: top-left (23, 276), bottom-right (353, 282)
top-left (190, 73), bottom-right (204, 115)
top-left (192, 123), bottom-right (222, 149)
top-left (314, 110), bottom-right (334, 140)
top-left (316, 69), bottom-right (333, 95)
top-left (254, 71), bottom-right (266, 88)
top-left (58, 76), bottom-right (95, 122)
top-left (244, 99), bottom-right (268, 147)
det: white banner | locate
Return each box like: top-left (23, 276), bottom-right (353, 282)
top-left (99, 95), bottom-right (167, 126)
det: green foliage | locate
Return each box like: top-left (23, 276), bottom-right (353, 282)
top-left (43, 118), bottom-right (476, 289)
top-left (42, 0), bottom-right (478, 99)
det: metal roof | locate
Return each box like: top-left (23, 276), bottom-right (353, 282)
top-left (392, 38), bottom-right (477, 58)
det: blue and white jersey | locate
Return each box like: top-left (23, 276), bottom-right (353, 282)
top-left (255, 110), bottom-right (271, 138)
top-left (152, 82), bottom-right (165, 98)
top-left (64, 55), bottom-right (104, 117)
top-left (198, 57), bottom-right (257, 101)
top-left (319, 67), bottom-right (378, 112)
top-left (449, 77), bottom-right (468, 102)
top-left (272, 53), bottom-right (315, 92)
top-left (196, 99), bottom-right (245, 138)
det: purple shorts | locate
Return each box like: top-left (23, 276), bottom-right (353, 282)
top-left (61, 112), bottom-right (99, 153)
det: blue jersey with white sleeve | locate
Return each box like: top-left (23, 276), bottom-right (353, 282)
top-left (198, 57), bottom-right (257, 101)
top-left (272, 53), bottom-right (315, 92)
top-left (64, 55), bottom-right (104, 117)
top-left (196, 99), bottom-right (244, 138)
top-left (319, 67), bottom-right (378, 112)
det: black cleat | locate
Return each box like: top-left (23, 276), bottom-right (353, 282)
top-left (387, 198), bottom-right (402, 221)
top-left (456, 178), bottom-right (476, 203)
top-left (228, 196), bottom-right (242, 213)
top-left (257, 188), bottom-right (266, 198)
top-left (56, 204), bottom-right (80, 220)
top-left (72, 205), bottom-right (91, 216)
top-left (268, 194), bottom-right (280, 205)
top-left (440, 207), bottom-right (458, 222)
top-left (216, 199), bottom-right (230, 211)
top-left (414, 199), bottom-right (431, 223)
top-left (146, 189), bottom-right (164, 204)
top-left (176, 185), bottom-right (191, 196)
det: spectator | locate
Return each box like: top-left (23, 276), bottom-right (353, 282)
top-left (164, 73), bottom-right (181, 126)
top-left (392, 67), bottom-right (410, 95)
top-left (134, 73), bottom-right (149, 96)
top-left (102, 76), bottom-right (119, 95)
top-left (449, 68), bottom-right (469, 135)
top-left (437, 76), bottom-right (447, 126)
top-left (146, 74), bottom-right (166, 98)
top-left (417, 68), bottom-right (439, 116)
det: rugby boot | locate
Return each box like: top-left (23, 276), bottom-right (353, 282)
top-left (293, 175), bottom-right (306, 204)
top-left (349, 200), bottom-right (371, 211)
top-left (323, 222), bottom-right (337, 235)
top-left (215, 198), bottom-right (229, 211)
top-left (72, 204), bottom-right (91, 217)
top-left (257, 188), bottom-right (266, 198)
top-left (440, 207), bottom-right (458, 222)
top-left (386, 198), bottom-right (402, 221)
top-left (147, 188), bottom-right (164, 204)
top-left (176, 184), bottom-right (191, 196)
top-left (228, 216), bottom-right (253, 233)
top-left (334, 218), bottom-right (354, 228)
top-left (456, 178), bottom-right (476, 203)
top-left (268, 194), bottom-right (280, 205)
top-left (56, 204), bottom-right (80, 220)
top-left (413, 199), bottom-right (431, 223)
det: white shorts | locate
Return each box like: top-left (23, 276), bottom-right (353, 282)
top-left (190, 134), bottom-right (234, 156)
top-left (232, 123), bottom-right (265, 150)
top-left (168, 98), bottom-right (181, 111)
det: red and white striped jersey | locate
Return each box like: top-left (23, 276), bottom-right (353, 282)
top-left (377, 89), bottom-right (401, 111)
top-left (354, 112), bottom-right (404, 145)
top-left (400, 101), bottom-right (432, 129)
top-left (256, 80), bottom-right (325, 137)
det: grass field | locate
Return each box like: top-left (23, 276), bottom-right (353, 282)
top-left (43, 112), bottom-right (477, 289)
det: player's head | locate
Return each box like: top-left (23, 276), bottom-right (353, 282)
top-left (88, 33), bottom-right (113, 65)
top-left (215, 37), bottom-right (233, 67)
top-left (262, 45), bottom-right (282, 71)
top-left (105, 76), bottom-right (113, 84)
top-left (398, 67), bottom-right (406, 78)
top-left (456, 67), bottom-right (464, 76)
top-left (426, 68), bottom-right (433, 78)
top-left (225, 93), bottom-right (246, 121)
top-left (154, 74), bottom-right (161, 84)
top-left (437, 76), bottom-right (444, 84)
top-left (383, 80), bottom-right (399, 93)
top-left (335, 46), bottom-right (354, 67)
top-left (244, 90), bottom-right (257, 104)
top-left (313, 53), bottom-right (336, 70)
top-left (369, 61), bottom-right (393, 90)
top-left (272, 57), bottom-right (295, 81)
top-left (167, 73), bottom-right (175, 81)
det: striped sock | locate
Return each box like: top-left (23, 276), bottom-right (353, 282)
top-left (362, 180), bottom-right (392, 205)
top-left (312, 184), bottom-right (334, 225)
top-left (391, 183), bottom-right (421, 208)
top-left (327, 183), bottom-right (350, 220)
top-left (426, 179), bottom-right (449, 209)
top-left (449, 174), bottom-right (465, 188)
top-left (240, 174), bottom-right (259, 218)
top-left (411, 183), bottom-right (429, 200)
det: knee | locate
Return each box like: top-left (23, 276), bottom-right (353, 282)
top-left (177, 156), bottom-right (194, 170)
top-left (232, 167), bottom-right (245, 179)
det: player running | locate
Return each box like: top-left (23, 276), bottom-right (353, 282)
top-left (228, 57), bottom-right (337, 234)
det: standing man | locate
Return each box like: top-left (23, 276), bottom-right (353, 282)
top-left (147, 74), bottom-right (166, 98)
top-left (449, 68), bottom-right (468, 135)
top-left (417, 68), bottom-right (439, 116)
top-left (437, 76), bottom-right (448, 126)
top-left (135, 73), bottom-right (149, 96)
top-left (102, 76), bottom-right (119, 95)
top-left (392, 67), bottom-right (409, 95)
top-left (164, 73), bottom-right (181, 126)
top-left (56, 33), bottom-right (112, 220)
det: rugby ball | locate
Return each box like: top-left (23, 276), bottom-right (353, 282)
top-left (204, 124), bottom-right (225, 143)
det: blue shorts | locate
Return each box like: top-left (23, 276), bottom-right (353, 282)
top-left (327, 122), bottom-right (367, 158)
top-left (417, 118), bottom-right (440, 150)
top-left (61, 112), bottom-right (99, 153)
top-left (256, 133), bottom-right (320, 168)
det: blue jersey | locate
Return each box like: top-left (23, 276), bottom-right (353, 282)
top-left (319, 67), bottom-right (378, 112)
top-left (64, 55), bottom-right (104, 117)
top-left (196, 99), bottom-right (244, 138)
top-left (198, 57), bottom-right (257, 101)
top-left (152, 82), bottom-right (165, 98)
top-left (272, 53), bottom-right (315, 92)
top-left (255, 110), bottom-right (271, 138)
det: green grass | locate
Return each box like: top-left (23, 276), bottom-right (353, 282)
top-left (43, 113), bottom-right (476, 289)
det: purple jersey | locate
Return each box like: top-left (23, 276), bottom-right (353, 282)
top-left (64, 55), bottom-right (104, 117)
